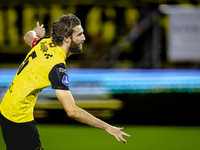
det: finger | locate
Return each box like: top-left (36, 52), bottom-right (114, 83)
top-left (120, 137), bottom-right (127, 144)
top-left (121, 131), bottom-right (131, 137)
top-left (36, 22), bottom-right (39, 26)
top-left (118, 127), bottom-right (131, 137)
top-left (122, 139), bottom-right (127, 144)
top-left (114, 135), bottom-right (120, 142)
top-left (118, 133), bottom-right (127, 144)
top-left (41, 24), bottom-right (44, 28)
top-left (118, 127), bottom-right (124, 130)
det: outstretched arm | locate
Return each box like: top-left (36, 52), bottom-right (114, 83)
top-left (24, 22), bottom-right (45, 47)
top-left (55, 89), bottom-right (130, 144)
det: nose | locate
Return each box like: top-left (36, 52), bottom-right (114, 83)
top-left (82, 34), bottom-right (86, 41)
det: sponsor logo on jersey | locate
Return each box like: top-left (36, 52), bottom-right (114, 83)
top-left (44, 53), bottom-right (53, 59)
top-left (62, 75), bottom-right (69, 87)
top-left (59, 68), bottom-right (67, 73)
top-left (40, 41), bottom-right (53, 59)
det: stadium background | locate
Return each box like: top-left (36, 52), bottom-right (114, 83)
top-left (1, 0), bottom-right (200, 149)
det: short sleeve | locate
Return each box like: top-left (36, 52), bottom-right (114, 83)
top-left (49, 63), bottom-right (69, 90)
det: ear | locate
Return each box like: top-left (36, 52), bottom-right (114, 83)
top-left (63, 37), bottom-right (71, 43)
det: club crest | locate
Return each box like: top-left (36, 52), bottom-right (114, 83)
top-left (62, 75), bottom-right (69, 86)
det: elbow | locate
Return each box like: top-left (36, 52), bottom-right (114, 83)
top-left (23, 30), bottom-right (37, 47)
top-left (23, 33), bottom-right (28, 42)
top-left (67, 111), bottom-right (76, 118)
top-left (67, 109), bottom-right (79, 119)
top-left (23, 30), bottom-right (32, 41)
top-left (23, 31), bottom-right (31, 44)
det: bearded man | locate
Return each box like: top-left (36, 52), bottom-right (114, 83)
top-left (0, 14), bottom-right (130, 150)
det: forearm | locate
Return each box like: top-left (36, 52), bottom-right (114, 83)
top-left (24, 22), bottom-right (45, 47)
top-left (55, 90), bottom-right (130, 144)
top-left (70, 106), bottom-right (110, 130)
top-left (56, 90), bottom-right (110, 130)
top-left (24, 30), bottom-right (38, 47)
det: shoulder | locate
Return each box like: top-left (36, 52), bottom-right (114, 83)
top-left (37, 37), bottom-right (51, 44)
top-left (49, 63), bottom-right (69, 90)
top-left (32, 37), bottom-right (51, 48)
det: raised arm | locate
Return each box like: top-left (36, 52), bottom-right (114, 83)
top-left (24, 22), bottom-right (46, 47)
top-left (55, 89), bottom-right (130, 144)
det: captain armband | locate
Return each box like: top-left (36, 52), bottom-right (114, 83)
top-left (32, 38), bottom-right (40, 48)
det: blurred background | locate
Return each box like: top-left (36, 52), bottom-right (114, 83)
top-left (1, 0), bottom-right (200, 149)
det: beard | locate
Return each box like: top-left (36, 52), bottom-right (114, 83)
top-left (69, 39), bottom-right (82, 54)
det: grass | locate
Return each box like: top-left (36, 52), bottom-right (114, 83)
top-left (1, 124), bottom-right (200, 150)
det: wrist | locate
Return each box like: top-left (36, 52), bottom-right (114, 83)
top-left (104, 124), bottom-right (111, 131)
top-left (33, 29), bottom-right (43, 38)
top-left (31, 30), bottom-right (37, 36)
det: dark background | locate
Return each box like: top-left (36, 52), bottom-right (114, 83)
top-left (0, 0), bottom-right (200, 126)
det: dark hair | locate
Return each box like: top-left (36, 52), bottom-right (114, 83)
top-left (51, 13), bottom-right (81, 46)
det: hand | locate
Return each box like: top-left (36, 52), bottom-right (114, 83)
top-left (33, 22), bottom-right (46, 38)
top-left (105, 125), bottom-right (130, 144)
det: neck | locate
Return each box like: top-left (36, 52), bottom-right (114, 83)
top-left (60, 43), bottom-right (72, 58)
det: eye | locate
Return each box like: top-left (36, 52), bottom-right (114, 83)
top-left (77, 31), bottom-right (84, 37)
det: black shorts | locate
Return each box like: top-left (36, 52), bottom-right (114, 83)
top-left (0, 112), bottom-right (43, 150)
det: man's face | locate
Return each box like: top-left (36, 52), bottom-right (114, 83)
top-left (69, 25), bottom-right (86, 54)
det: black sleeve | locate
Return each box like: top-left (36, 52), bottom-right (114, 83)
top-left (49, 63), bottom-right (69, 90)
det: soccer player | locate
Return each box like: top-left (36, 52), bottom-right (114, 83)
top-left (0, 13), bottom-right (130, 150)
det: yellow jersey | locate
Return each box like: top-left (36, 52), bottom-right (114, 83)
top-left (0, 37), bottom-right (69, 123)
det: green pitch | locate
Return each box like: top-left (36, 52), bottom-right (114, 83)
top-left (1, 124), bottom-right (200, 150)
